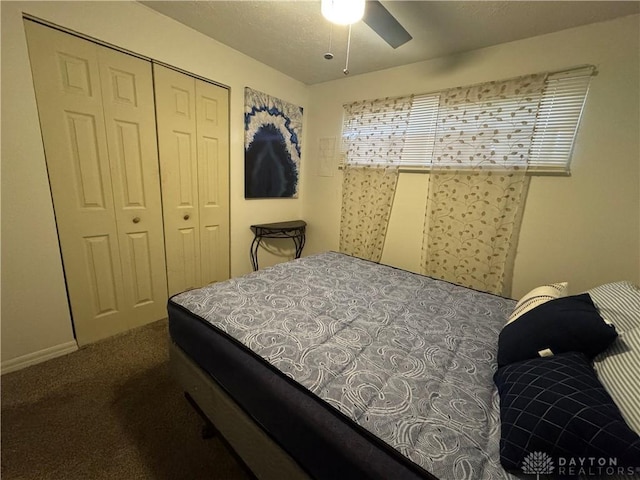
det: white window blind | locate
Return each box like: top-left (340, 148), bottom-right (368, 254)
top-left (341, 66), bottom-right (594, 173)
top-left (529, 67), bottom-right (593, 172)
top-left (401, 94), bottom-right (439, 167)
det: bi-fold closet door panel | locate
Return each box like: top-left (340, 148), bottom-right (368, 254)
top-left (154, 64), bottom-right (230, 296)
top-left (98, 47), bottom-right (168, 328)
top-left (25, 21), bottom-right (168, 345)
top-left (196, 79), bottom-right (230, 290)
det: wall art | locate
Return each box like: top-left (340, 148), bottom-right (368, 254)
top-left (244, 87), bottom-right (303, 198)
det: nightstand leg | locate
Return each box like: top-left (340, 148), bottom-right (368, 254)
top-left (250, 235), bottom-right (262, 271)
top-left (293, 233), bottom-right (305, 259)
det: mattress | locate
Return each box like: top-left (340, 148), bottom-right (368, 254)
top-left (168, 251), bottom-right (520, 480)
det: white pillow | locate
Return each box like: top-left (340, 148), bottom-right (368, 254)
top-left (588, 281), bottom-right (640, 333)
top-left (594, 328), bottom-right (640, 435)
top-left (507, 282), bottom-right (568, 324)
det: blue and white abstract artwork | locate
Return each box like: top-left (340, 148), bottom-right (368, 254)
top-left (244, 87), bottom-right (303, 198)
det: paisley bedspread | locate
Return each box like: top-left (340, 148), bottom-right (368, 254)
top-left (171, 251), bottom-right (519, 480)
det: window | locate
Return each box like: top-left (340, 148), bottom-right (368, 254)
top-left (341, 66), bottom-right (594, 173)
top-left (528, 68), bottom-right (593, 171)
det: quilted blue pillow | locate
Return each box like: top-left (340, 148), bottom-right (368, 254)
top-left (494, 352), bottom-right (640, 473)
top-left (498, 294), bottom-right (617, 367)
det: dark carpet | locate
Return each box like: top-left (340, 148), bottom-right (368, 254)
top-left (1, 319), bottom-right (250, 480)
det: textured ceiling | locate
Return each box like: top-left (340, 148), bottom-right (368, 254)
top-left (140, 1), bottom-right (640, 85)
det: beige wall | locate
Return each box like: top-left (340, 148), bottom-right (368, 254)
top-left (303, 14), bottom-right (640, 299)
top-left (1, 1), bottom-right (308, 366)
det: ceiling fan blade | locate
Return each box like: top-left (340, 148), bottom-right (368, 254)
top-left (362, 0), bottom-right (412, 49)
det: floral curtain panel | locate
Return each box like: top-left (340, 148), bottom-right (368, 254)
top-left (339, 96), bottom-right (413, 262)
top-left (421, 74), bottom-right (547, 295)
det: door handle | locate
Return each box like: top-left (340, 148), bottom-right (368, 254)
top-left (184, 214), bottom-right (190, 220)
top-left (133, 217), bottom-right (141, 224)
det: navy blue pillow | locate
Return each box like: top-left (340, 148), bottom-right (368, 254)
top-left (494, 352), bottom-right (640, 473)
top-left (498, 294), bottom-right (617, 367)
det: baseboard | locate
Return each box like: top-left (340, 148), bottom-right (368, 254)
top-left (1, 341), bottom-right (78, 375)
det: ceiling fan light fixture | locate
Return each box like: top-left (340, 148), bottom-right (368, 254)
top-left (321, 0), bottom-right (365, 25)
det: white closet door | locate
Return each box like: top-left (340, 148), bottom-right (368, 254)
top-left (154, 64), bottom-right (230, 295)
top-left (196, 79), bottom-right (230, 286)
top-left (154, 64), bottom-right (201, 295)
top-left (97, 46), bottom-right (168, 327)
top-left (25, 21), bottom-right (167, 345)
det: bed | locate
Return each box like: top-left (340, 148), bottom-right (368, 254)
top-left (168, 251), bottom-right (640, 480)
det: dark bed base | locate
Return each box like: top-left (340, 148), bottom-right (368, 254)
top-left (169, 341), bottom-right (312, 480)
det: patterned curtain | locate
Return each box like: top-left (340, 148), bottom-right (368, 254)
top-left (339, 96), bottom-right (413, 262)
top-left (421, 74), bottom-right (547, 295)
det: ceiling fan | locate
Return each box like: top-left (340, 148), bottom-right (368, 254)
top-left (322, 0), bottom-right (413, 49)
top-left (363, 1), bottom-right (413, 49)
top-left (321, 0), bottom-right (412, 75)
